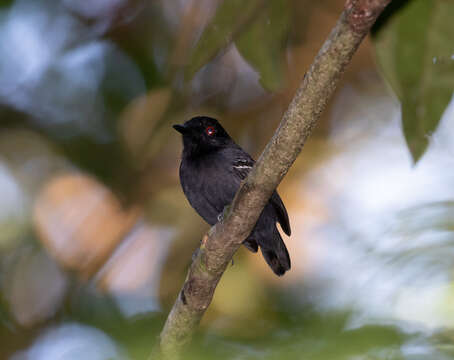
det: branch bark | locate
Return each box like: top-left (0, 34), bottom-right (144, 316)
top-left (159, 0), bottom-right (391, 358)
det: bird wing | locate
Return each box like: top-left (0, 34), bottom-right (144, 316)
top-left (232, 157), bottom-right (254, 180)
top-left (231, 151), bottom-right (291, 236)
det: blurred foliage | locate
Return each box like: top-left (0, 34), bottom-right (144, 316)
top-left (372, 0), bottom-right (454, 162)
top-left (185, 0), bottom-right (265, 81)
top-left (187, 0), bottom-right (290, 91)
top-left (236, 0), bottom-right (290, 91)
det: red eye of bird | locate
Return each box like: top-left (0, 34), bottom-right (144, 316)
top-left (205, 126), bottom-right (216, 136)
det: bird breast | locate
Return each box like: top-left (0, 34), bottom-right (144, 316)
top-left (180, 154), bottom-right (237, 226)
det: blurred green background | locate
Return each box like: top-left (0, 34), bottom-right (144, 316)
top-left (0, 0), bottom-right (454, 359)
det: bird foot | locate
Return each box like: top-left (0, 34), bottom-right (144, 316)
top-left (217, 205), bottom-right (231, 223)
top-left (192, 247), bottom-right (200, 261)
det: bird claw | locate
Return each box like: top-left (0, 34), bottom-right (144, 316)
top-left (217, 205), bottom-right (231, 223)
top-left (192, 247), bottom-right (200, 261)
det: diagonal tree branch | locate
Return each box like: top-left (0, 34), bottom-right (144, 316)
top-left (159, 0), bottom-right (392, 358)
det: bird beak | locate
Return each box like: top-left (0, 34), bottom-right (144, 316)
top-left (173, 124), bottom-right (188, 135)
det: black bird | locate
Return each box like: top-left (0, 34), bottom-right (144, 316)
top-left (173, 116), bottom-right (291, 276)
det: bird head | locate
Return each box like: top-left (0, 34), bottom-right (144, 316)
top-left (173, 116), bottom-right (232, 156)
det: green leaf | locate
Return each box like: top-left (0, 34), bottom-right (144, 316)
top-left (236, 0), bottom-right (290, 91)
top-left (186, 0), bottom-right (264, 80)
top-left (186, 0), bottom-right (290, 92)
top-left (373, 0), bottom-right (454, 162)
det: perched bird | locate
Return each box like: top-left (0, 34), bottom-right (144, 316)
top-left (173, 116), bottom-right (291, 276)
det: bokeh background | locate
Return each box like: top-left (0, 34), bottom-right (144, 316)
top-left (1, 0), bottom-right (454, 359)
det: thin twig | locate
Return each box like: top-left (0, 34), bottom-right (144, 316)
top-left (159, 0), bottom-right (392, 358)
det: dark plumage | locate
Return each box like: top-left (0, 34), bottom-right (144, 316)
top-left (173, 116), bottom-right (291, 276)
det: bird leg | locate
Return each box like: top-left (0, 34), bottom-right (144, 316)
top-left (192, 247), bottom-right (200, 261)
top-left (217, 205), bottom-right (231, 223)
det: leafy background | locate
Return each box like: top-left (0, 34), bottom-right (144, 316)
top-left (373, 0), bottom-right (454, 162)
top-left (0, 0), bottom-right (453, 359)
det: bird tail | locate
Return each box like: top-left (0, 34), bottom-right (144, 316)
top-left (260, 229), bottom-right (291, 276)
